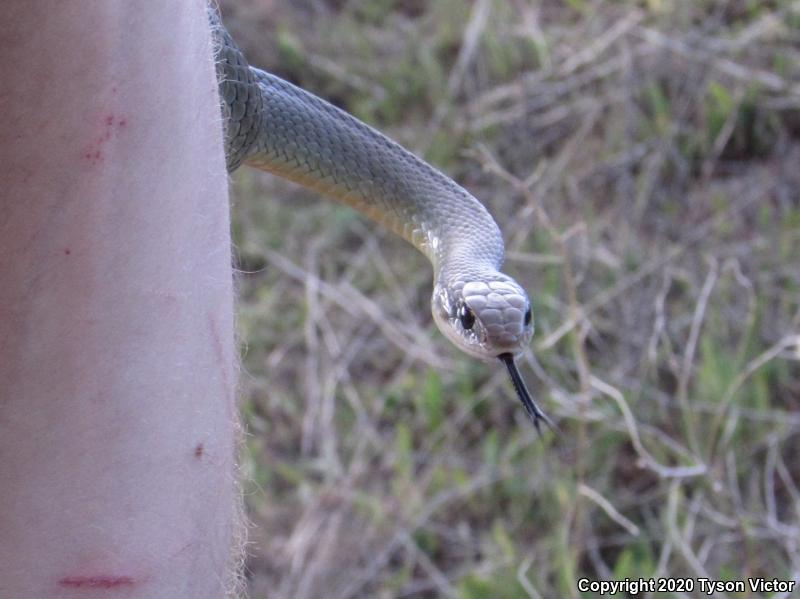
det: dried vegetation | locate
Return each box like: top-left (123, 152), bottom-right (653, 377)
top-left (221, 0), bottom-right (800, 596)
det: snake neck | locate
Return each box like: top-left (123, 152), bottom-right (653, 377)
top-left (212, 14), bottom-right (505, 276)
top-left (211, 9), bottom-right (536, 362)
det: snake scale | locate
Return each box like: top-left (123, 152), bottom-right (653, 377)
top-left (210, 8), bottom-right (551, 430)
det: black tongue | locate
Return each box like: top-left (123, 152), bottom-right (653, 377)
top-left (498, 353), bottom-right (555, 434)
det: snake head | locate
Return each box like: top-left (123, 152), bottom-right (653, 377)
top-left (432, 275), bottom-right (553, 432)
top-left (431, 276), bottom-right (534, 361)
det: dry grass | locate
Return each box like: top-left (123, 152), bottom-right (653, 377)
top-left (220, 0), bottom-right (800, 596)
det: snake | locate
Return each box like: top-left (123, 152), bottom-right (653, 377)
top-left (210, 8), bottom-right (551, 431)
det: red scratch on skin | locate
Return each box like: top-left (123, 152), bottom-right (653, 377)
top-left (83, 113), bottom-right (126, 166)
top-left (58, 576), bottom-right (135, 589)
top-left (172, 541), bottom-right (195, 558)
top-left (207, 312), bottom-right (233, 409)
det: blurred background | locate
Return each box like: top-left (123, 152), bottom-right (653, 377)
top-left (218, 0), bottom-right (800, 596)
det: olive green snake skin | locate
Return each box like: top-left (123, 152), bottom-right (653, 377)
top-left (210, 9), bottom-right (551, 429)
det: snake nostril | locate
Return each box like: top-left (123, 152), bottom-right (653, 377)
top-left (524, 305), bottom-right (532, 326)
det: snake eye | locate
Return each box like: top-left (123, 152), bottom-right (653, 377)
top-left (524, 305), bottom-right (532, 327)
top-left (458, 303), bottom-right (475, 330)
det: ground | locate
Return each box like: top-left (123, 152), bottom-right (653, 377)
top-left (220, 1), bottom-right (800, 596)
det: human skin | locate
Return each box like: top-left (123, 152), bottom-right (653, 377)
top-left (0, 2), bottom-right (239, 598)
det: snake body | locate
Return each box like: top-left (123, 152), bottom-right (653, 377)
top-left (211, 10), bottom-right (550, 428)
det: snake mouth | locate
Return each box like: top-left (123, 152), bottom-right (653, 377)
top-left (498, 353), bottom-right (554, 434)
